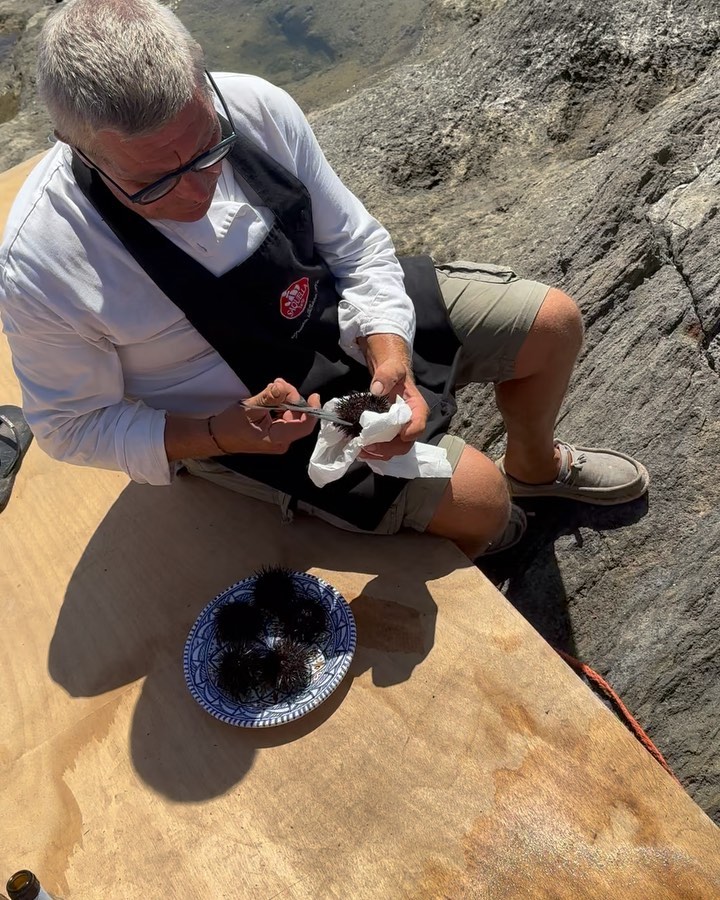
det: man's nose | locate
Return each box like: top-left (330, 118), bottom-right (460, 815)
top-left (174, 168), bottom-right (216, 202)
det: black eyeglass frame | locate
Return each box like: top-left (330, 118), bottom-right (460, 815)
top-left (74, 70), bottom-right (238, 205)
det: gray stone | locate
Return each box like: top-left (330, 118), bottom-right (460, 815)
top-left (310, 0), bottom-right (720, 822)
top-left (0, 0), bottom-right (52, 171)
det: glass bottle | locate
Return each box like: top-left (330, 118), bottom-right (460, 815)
top-left (6, 871), bottom-right (58, 900)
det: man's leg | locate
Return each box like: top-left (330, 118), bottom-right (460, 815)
top-left (185, 439), bottom-right (512, 558)
top-left (423, 444), bottom-right (512, 558)
top-left (404, 261), bottom-right (552, 557)
top-left (182, 456), bottom-right (429, 537)
top-left (393, 433), bottom-right (511, 557)
top-left (433, 260), bottom-right (647, 514)
top-left (183, 264), bottom-right (636, 556)
top-left (495, 287), bottom-right (583, 484)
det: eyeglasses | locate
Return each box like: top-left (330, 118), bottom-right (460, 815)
top-left (75, 70), bottom-right (237, 205)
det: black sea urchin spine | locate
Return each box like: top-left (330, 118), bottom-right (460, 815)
top-left (273, 638), bottom-right (313, 697)
top-left (283, 601), bottom-right (328, 644)
top-left (217, 647), bottom-right (277, 701)
top-left (334, 391), bottom-right (391, 438)
top-left (214, 600), bottom-right (266, 648)
top-left (252, 565), bottom-right (300, 619)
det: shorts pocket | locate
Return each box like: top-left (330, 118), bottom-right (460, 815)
top-left (435, 260), bottom-right (518, 284)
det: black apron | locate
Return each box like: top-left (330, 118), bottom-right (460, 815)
top-left (72, 124), bottom-right (461, 530)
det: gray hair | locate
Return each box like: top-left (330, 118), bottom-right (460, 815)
top-left (37, 0), bottom-right (208, 151)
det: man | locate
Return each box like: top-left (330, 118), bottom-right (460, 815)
top-left (0, 0), bottom-right (647, 559)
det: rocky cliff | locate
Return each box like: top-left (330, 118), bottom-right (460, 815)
top-left (0, 0), bottom-right (51, 169)
top-left (2, 0), bottom-right (719, 821)
top-left (311, 0), bottom-right (720, 821)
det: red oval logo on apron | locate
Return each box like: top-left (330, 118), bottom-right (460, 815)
top-left (280, 277), bottom-right (310, 319)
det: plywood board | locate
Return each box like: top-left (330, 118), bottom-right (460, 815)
top-left (0, 155), bottom-right (718, 899)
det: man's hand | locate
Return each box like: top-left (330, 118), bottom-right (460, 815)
top-left (165, 379), bottom-right (321, 463)
top-left (210, 378), bottom-right (321, 454)
top-left (358, 334), bottom-right (429, 462)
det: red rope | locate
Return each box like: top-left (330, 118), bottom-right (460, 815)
top-left (554, 648), bottom-right (681, 785)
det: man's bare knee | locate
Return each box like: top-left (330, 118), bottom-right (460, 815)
top-left (537, 288), bottom-right (584, 350)
top-left (513, 288), bottom-right (583, 380)
top-left (426, 447), bottom-right (510, 556)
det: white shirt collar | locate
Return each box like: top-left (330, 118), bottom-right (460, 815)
top-left (154, 159), bottom-right (245, 250)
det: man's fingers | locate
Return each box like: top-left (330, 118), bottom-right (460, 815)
top-left (247, 382), bottom-right (319, 407)
top-left (370, 361), bottom-right (406, 397)
top-left (268, 416), bottom-right (317, 444)
top-left (277, 391), bottom-right (320, 421)
top-left (273, 378), bottom-right (303, 405)
top-left (400, 416), bottom-right (427, 442)
top-left (247, 382), bottom-right (279, 407)
top-left (247, 378), bottom-right (297, 408)
top-left (400, 382), bottom-right (429, 441)
top-left (245, 406), bottom-right (274, 426)
top-left (360, 437), bottom-right (412, 460)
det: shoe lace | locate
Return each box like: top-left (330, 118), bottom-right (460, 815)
top-left (559, 445), bottom-right (588, 485)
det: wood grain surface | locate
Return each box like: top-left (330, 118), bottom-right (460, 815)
top-left (0, 155), bottom-right (718, 899)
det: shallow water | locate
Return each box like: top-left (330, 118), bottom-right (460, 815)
top-left (168, 0), bottom-right (430, 109)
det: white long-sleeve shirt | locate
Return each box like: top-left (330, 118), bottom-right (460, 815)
top-left (0, 73), bottom-right (415, 485)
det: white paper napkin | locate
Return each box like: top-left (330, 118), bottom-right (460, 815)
top-left (308, 396), bottom-right (453, 487)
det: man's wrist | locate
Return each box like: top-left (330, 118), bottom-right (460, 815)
top-left (165, 413), bottom-right (220, 462)
top-left (359, 333), bottom-right (412, 375)
top-left (207, 416), bottom-right (231, 455)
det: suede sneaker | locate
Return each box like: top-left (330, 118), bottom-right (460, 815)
top-left (497, 440), bottom-right (649, 506)
top-left (478, 503), bottom-right (528, 556)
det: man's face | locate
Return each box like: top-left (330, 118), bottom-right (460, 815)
top-left (91, 92), bottom-right (223, 222)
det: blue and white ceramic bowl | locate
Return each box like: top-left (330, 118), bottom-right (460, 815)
top-left (183, 571), bottom-right (356, 727)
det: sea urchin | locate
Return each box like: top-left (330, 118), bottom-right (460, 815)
top-left (214, 600), bottom-right (266, 647)
top-left (273, 638), bottom-right (314, 696)
top-left (216, 645), bottom-right (280, 701)
top-left (334, 391), bottom-right (391, 438)
top-left (252, 565), bottom-right (300, 619)
top-left (283, 602), bottom-right (328, 644)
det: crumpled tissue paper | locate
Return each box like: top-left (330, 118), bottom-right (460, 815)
top-left (308, 395), bottom-right (453, 487)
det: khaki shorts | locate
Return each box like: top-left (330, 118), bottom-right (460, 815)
top-left (184, 261), bottom-right (550, 535)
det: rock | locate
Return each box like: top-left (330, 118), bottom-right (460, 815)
top-left (310, 0), bottom-right (720, 822)
top-left (0, 0), bottom-right (52, 171)
top-left (1, 0), bottom-right (718, 822)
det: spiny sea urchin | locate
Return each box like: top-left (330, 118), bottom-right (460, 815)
top-left (214, 600), bottom-right (266, 647)
top-left (283, 602), bottom-right (328, 644)
top-left (252, 565), bottom-right (300, 618)
top-left (214, 568), bottom-right (328, 703)
top-left (216, 645), bottom-right (279, 701)
top-left (273, 638), bottom-right (314, 696)
top-left (334, 391), bottom-right (391, 438)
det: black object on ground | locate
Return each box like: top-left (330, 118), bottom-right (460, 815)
top-left (0, 405), bottom-right (33, 514)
